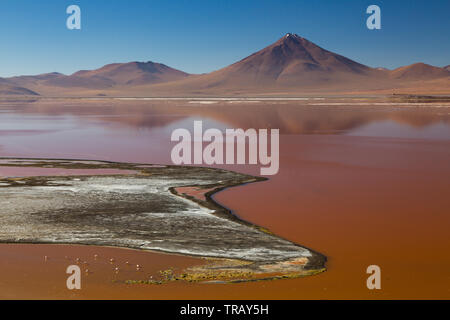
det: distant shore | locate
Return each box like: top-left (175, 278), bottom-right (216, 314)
top-left (1, 94), bottom-right (449, 100)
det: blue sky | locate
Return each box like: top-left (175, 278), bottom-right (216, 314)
top-left (0, 0), bottom-right (449, 77)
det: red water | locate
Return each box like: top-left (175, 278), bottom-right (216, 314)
top-left (0, 166), bottom-right (136, 177)
top-left (0, 99), bottom-right (449, 299)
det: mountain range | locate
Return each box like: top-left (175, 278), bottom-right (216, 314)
top-left (1, 33), bottom-right (448, 96)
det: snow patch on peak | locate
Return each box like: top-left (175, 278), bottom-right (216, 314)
top-left (284, 33), bottom-right (301, 39)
